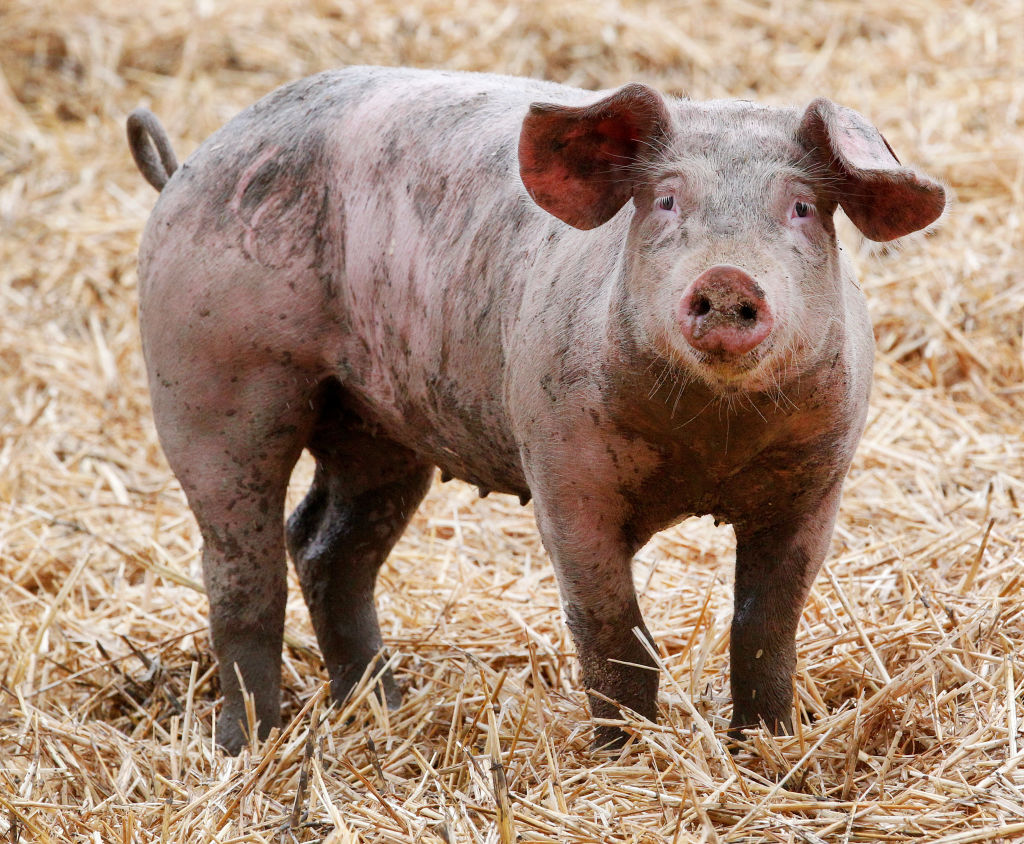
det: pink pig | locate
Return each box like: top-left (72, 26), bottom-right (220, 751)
top-left (128, 66), bottom-right (945, 754)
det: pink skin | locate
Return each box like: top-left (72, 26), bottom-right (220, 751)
top-left (129, 67), bottom-right (945, 753)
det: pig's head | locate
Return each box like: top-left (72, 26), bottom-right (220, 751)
top-left (519, 85), bottom-right (945, 393)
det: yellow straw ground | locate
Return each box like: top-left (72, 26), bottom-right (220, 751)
top-left (1, 0), bottom-right (1022, 840)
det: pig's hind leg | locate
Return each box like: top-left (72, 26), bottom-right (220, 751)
top-left (149, 360), bottom-right (318, 755)
top-left (286, 383), bottom-right (434, 713)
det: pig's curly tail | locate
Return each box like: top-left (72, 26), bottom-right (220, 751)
top-left (126, 108), bottom-right (179, 192)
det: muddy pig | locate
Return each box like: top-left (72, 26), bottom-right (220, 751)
top-left (127, 66), bottom-right (944, 754)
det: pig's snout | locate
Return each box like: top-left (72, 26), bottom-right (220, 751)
top-left (678, 265), bottom-right (773, 358)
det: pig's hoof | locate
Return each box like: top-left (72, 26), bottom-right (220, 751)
top-left (379, 668), bottom-right (403, 711)
top-left (724, 723), bottom-right (752, 754)
top-left (727, 711), bottom-right (792, 742)
top-left (727, 714), bottom-right (757, 741)
top-left (592, 724), bottom-right (632, 753)
top-left (217, 729), bottom-right (245, 756)
top-left (331, 662), bottom-right (403, 715)
top-left (216, 712), bottom-right (273, 756)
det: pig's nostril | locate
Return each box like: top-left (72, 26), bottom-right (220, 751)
top-left (738, 303), bottom-right (758, 322)
top-left (692, 295), bottom-right (712, 317)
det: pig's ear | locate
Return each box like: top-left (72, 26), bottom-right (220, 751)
top-left (519, 83), bottom-right (671, 230)
top-left (798, 98), bottom-right (945, 242)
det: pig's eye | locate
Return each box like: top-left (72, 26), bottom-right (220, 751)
top-left (792, 200), bottom-right (814, 219)
top-left (656, 195), bottom-right (675, 211)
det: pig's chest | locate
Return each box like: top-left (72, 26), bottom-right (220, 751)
top-left (617, 416), bottom-right (834, 542)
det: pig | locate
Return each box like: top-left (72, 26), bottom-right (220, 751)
top-left (127, 66), bottom-right (945, 755)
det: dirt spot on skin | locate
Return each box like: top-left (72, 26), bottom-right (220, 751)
top-left (413, 175), bottom-right (448, 225)
top-left (228, 136), bottom-right (331, 269)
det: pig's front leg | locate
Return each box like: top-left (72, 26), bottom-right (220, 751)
top-left (531, 494), bottom-right (658, 750)
top-left (728, 481), bottom-right (842, 738)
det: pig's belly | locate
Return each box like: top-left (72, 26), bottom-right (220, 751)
top-left (336, 366), bottom-right (530, 499)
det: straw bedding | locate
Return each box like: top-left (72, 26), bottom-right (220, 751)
top-left (1, 0), bottom-right (1022, 840)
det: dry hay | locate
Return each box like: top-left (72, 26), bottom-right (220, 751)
top-left (1, 0), bottom-right (1023, 840)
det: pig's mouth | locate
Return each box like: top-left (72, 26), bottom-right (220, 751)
top-left (671, 336), bottom-right (788, 396)
top-left (646, 296), bottom-right (800, 398)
